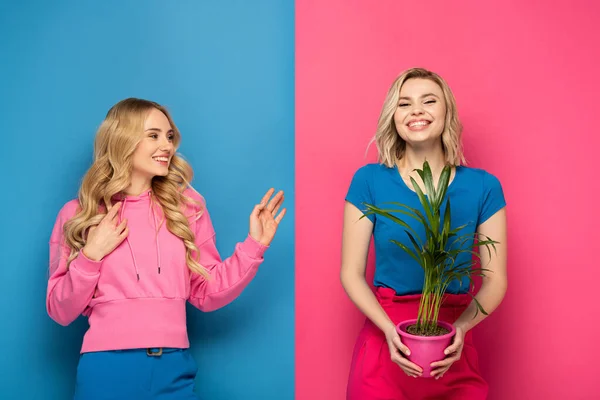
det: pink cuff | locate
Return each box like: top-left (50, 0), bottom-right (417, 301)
top-left (240, 234), bottom-right (269, 259)
top-left (72, 251), bottom-right (103, 275)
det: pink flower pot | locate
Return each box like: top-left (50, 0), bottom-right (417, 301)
top-left (396, 319), bottom-right (456, 378)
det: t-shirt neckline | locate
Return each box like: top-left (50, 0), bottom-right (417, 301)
top-left (393, 164), bottom-right (462, 196)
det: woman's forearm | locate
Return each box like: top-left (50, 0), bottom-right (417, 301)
top-left (454, 277), bottom-right (507, 332)
top-left (341, 270), bottom-right (395, 333)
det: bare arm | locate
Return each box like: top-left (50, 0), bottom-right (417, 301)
top-left (454, 207), bottom-right (508, 332)
top-left (340, 202), bottom-right (394, 332)
top-left (340, 201), bottom-right (423, 376)
top-left (430, 207), bottom-right (508, 378)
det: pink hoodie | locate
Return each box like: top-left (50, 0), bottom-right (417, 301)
top-left (46, 188), bottom-right (268, 353)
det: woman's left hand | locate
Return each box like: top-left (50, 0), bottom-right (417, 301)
top-left (430, 325), bottom-right (466, 379)
top-left (249, 188), bottom-right (286, 246)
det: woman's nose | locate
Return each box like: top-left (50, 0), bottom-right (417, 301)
top-left (159, 138), bottom-right (174, 150)
top-left (411, 106), bottom-right (424, 115)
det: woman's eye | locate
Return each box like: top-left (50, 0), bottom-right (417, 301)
top-left (398, 103), bottom-right (409, 107)
top-left (425, 100), bottom-right (436, 104)
top-left (149, 134), bottom-right (158, 139)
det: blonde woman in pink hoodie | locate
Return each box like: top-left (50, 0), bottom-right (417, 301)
top-left (46, 98), bottom-right (286, 400)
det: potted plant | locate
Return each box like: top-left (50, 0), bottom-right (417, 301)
top-left (362, 161), bottom-right (498, 378)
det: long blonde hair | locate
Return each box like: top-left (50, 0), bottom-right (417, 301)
top-left (63, 98), bottom-right (210, 278)
top-left (370, 67), bottom-right (466, 167)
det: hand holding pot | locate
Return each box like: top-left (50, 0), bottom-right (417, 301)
top-left (384, 324), bottom-right (423, 378)
top-left (430, 325), bottom-right (466, 379)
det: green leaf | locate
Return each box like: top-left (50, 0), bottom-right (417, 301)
top-left (362, 204), bottom-right (421, 240)
top-left (365, 204), bottom-right (412, 229)
top-left (446, 226), bottom-right (473, 241)
top-left (434, 165), bottom-right (452, 208)
top-left (470, 267), bottom-right (492, 277)
top-left (473, 241), bottom-right (497, 260)
top-left (381, 202), bottom-right (428, 228)
top-left (447, 249), bottom-right (482, 261)
top-left (442, 199), bottom-right (452, 248)
top-left (423, 251), bottom-right (436, 272)
top-left (472, 239), bottom-right (498, 248)
top-left (410, 176), bottom-right (436, 232)
top-left (391, 240), bottom-right (424, 268)
top-left (405, 231), bottom-right (424, 257)
top-left (375, 207), bottom-right (422, 224)
top-left (470, 295), bottom-right (489, 317)
top-left (451, 261), bottom-right (477, 271)
top-left (435, 252), bottom-right (454, 268)
top-left (421, 161), bottom-right (437, 205)
top-left (381, 203), bottom-right (438, 241)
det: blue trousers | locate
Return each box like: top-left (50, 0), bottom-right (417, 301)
top-left (74, 348), bottom-right (200, 400)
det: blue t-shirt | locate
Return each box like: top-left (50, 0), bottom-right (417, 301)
top-left (345, 163), bottom-right (506, 295)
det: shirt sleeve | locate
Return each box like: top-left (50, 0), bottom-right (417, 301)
top-left (345, 165), bottom-right (376, 223)
top-left (46, 201), bottom-right (103, 326)
top-left (186, 191), bottom-right (268, 312)
top-left (478, 171), bottom-right (506, 226)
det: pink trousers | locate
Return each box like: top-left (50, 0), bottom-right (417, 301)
top-left (346, 287), bottom-right (488, 400)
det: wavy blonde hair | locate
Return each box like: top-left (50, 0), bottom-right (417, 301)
top-left (63, 98), bottom-right (210, 278)
top-left (370, 67), bottom-right (466, 167)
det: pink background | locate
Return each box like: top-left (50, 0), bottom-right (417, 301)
top-left (296, 1), bottom-right (599, 399)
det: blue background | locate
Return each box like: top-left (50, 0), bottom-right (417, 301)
top-left (0, 1), bottom-right (294, 399)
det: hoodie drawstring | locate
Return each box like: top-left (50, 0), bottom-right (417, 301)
top-left (120, 198), bottom-right (140, 281)
top-left (118, 191), bottom-right (161, 281)
top-left (151, 201), bottom-right (162, 275)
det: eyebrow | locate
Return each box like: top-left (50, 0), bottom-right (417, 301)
top-left (399, 93), bottom-right (440, 101)
top-left (144, 128), bottom-right (174, 133)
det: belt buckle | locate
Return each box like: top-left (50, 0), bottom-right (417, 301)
top-left (147, 348), bottom-right (163, 356)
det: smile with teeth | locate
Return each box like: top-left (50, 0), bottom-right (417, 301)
top-left (408, 120), bottom-right (430, 128)
top-left (153, 156), bottom-right (169, 165)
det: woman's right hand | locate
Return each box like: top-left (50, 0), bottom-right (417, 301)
top-left (82, 202), bottom-right (129, 262)
top-left (384, 324), bottom-right (423, 378)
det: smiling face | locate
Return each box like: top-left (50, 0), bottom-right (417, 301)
top-left (393, 78), bottom-right (447, 148)
top-left (130, 108), bottom-right (175, 182)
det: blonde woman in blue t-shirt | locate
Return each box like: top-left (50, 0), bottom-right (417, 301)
top-left (342, 67), bottom-right (507, 400)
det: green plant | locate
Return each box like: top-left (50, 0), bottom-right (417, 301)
top-left (362, 161), bottom-right (498, 336)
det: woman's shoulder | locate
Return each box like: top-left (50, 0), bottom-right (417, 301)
top-left (358, 162), bottom-right (390, 172)
top-left (56, 195), bottom-right (113, 218)
top-left (351, 162), bottom-right (393, 179)
top-left (50, 199), bottom-right (81, 234)
top-left (458, 165), bottom-right (501, 182)
top-left (182, 187), bottom-right (206, 204)
top-left (347, 163), bottom-right (397, 195)
top-left (457, 166), bottom-right (503, 192)
top-left (56, 198), bottom-right (80, 219)
top-left (181, 187), bottom-right (208, 219)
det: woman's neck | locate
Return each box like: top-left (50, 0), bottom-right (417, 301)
top-left (396, 144), bottom-right (452, 192)
top-left (124, 176), bottom-right (152, 197)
